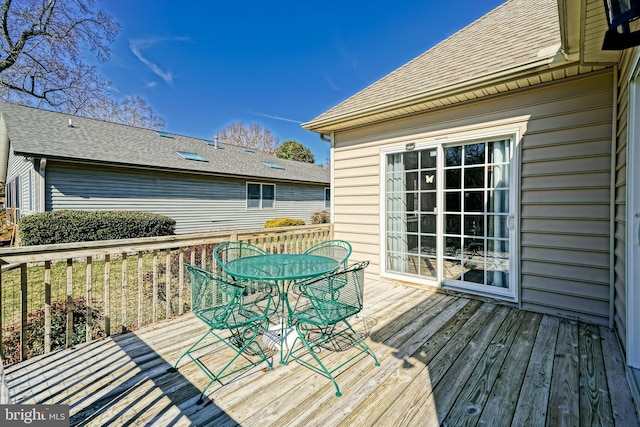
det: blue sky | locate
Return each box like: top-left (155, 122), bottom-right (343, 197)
top-left (99, 1), bottom-right (505, 164)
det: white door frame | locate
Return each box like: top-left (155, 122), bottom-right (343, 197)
top-left (627, 51), bottom-right (640, 368)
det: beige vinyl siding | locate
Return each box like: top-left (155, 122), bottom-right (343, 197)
top-left (332, 70), bottom-right (613, 324)
top-left (612, 48), bottom-right (637, 352)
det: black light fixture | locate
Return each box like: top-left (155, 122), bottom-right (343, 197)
top-left (603, 0), bottom-right (640, 50)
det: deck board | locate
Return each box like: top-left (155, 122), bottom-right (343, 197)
top-left (4, 279), bottom-right (639, 426)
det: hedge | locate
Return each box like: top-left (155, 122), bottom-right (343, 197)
top-left (18, 210), bottom-right (176, 246)
top-left (264, 218), bottom-right (306, 228)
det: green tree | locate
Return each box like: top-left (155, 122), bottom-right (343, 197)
top-left (275, 140), bottom-right (315, 163)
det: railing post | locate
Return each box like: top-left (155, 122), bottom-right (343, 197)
top-left (20, 263), bottom-right (27, 361)
top-left (44, 261), bottom-right (51, 353)
top-left (0, 263), bottom-right (3, 359)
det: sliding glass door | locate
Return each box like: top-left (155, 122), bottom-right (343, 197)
top-left (384, 138), bottom-right (515, 299)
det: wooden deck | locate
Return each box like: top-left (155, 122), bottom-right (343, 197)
top-left (5, 280), bottom-right (639, 426)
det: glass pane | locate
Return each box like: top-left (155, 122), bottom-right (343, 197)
top-left (464, 191), bottom-right (484, 212)
top-left (387, 252), bottom-right (408, 273)
top-left (465, 143), bottom-right (485, 165)
top-left (404, 151), bottom-right (418, 170)
top-left (420, 257), bottom-right (437, 279)
top-left (387, 172), bottom-right (404, 191)
top-left (488, 239), bottom-right (509, 259)
top-left (248, 184), bottom-right (260, 208)
top-left (464, 238), bottom-right (485, 259)
top-left (487, 269), bottom-right (509, 288)
top-left (444, 258), bottom-right (462, 280)
top-left (263, 184), bottom-right (274, 198)
top-left (407, 255), bottom-right (420, 274)
top-left (488, 140), bottom-right (510, 163)
top-left (420, 192), bottom-right (436, 212)
top-left (464, 215), bottom-right (484, 236)
top-left (420, 235), bottom-right (436, 256)
top-left (406, 192), bottom-right (418, 211)
top-left (445, 214), bottom-right (461, 234)
top-left (445, 146), bottom-right (462, 166)
top-left (421, 214), bottom-right (436, 233)
top-left (488, 165), bottom-right (509, 188)
top-left (421, 171), bottom-right (436, 190)
top-left (421, 149), bottom-right (437, 169)
top-left (488, 190), bottom-right (509, 213)
top-left (407, 234), bottom-right (418, 252)
top-left (386, 194), bottom-right (404, 212)
top-left (488, 215), bottom-right (508, 238)
top-left (445, 237), bottom-right (462, 257)
top-left (463, 260), bottom-right (485, 284)
top-left (445, 169), bottom-right (461, 189)
top-left (464, 167), bottom-right (485, 188)
top-left (407, 215), bottom-right (419, 233)
top-left (445, 192), bottom-right (461, 212)
top-left (406, 171), bottom-right (419, 191)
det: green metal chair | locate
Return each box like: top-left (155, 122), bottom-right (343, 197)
top-left (303, 240), bottom-right (352, 267)
top-left (283, 260), bottom-right (379, 397)
top-left (214, 241), bottom-right (266, 266)
top-left (214, 241), bottom-right (278, 317)
top-left (173, 263), bottom-right (276, 404)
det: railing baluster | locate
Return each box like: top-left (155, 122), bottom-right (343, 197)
top-left (104, 254), bottom-right (111, 336)
top-left (166, 249), bottom-right (171, 319)
top-left (20, 263), bottom-right (27, 361)
top-left (66, 259), bottom-right (73, 349)
top-left (138, 251), bottom-right (143, 328)
top-left (153, 250), bottom-right (158, 323)
top-left (86, 256), bottom-right (93, 343)
top-left (121, 253), bottom-right (128, 333)
top-left (44, 261), bottom-right (51, 353)
top-left (179, 248), bottom-right (184, 315)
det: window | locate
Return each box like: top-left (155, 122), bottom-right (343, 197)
top-left (324, 188), bottom-right (331, 209)
top-left (262, 161), bottom-right (284, 169)
top-left (6, 176), bottom-right (21, 211)
top-left (177, 151), bottom-right (207, 162)
top-left (247, 183), bottom-right (276, 209)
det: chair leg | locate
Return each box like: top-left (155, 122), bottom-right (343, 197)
top-left (174, 326), bottom-right (273, 403)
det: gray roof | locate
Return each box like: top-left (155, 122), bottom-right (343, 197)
top-left (304, 0), bottom-right (561, 131)
top-left (0, 101), bottom-right (329, 185)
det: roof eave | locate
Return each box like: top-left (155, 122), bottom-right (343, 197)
top-left (302, 53), bottom-right (568, 133)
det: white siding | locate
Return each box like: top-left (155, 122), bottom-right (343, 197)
top-left (44, 163), bottom-right (327, 234)
top-left (332, 71), bottom-right (614, 325)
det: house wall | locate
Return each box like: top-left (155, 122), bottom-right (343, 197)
top-left (613, 47), bottom-right (640, 353)
top-left (5, 149), bottom-right (37, 217)
top-left (43, 162), bottom-right (327, 234)
top-left (331, 70), bottom-right (614, 325)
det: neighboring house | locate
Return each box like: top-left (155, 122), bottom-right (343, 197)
top-left (0, 101), bottom-right (330, 234)
top-left (303, 0), bottom-right (640, 404)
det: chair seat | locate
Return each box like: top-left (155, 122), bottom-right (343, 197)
top-left (295, 301), bottom-right (359, 326)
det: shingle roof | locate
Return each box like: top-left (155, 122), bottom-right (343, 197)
top-left (304, 0), bottom-right (561, 131)
top-left (0, 101), bottom-right (329, 185)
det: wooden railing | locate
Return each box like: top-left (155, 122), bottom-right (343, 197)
top-left (0, 224), bottom-right (332, 365)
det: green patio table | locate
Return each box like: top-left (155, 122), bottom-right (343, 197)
top-left (219, 253), bottom-right (341, 362)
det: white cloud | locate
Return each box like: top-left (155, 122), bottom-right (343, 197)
top-left (248, 110), bottom-right (303, 124)
top-left (129, 37), bottom-right (189, 85)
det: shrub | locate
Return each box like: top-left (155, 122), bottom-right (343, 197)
top-left (264, 218), bottom-right (306, 228)
top-left (18, 210), bottom-right (176, 245)
top-left (2, 298), bottom-right (105, 365)
top-left (311, 210), bottom-right (330, 224)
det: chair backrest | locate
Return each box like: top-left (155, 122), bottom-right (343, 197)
top-left (303, 240), bottom-right (352, 266)
top-left (214, 242), bottom-right (267, 267)
top-left (185, 263), bottom-right (275, 329)
top-left (288, 260), bottom-right (369, 326)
